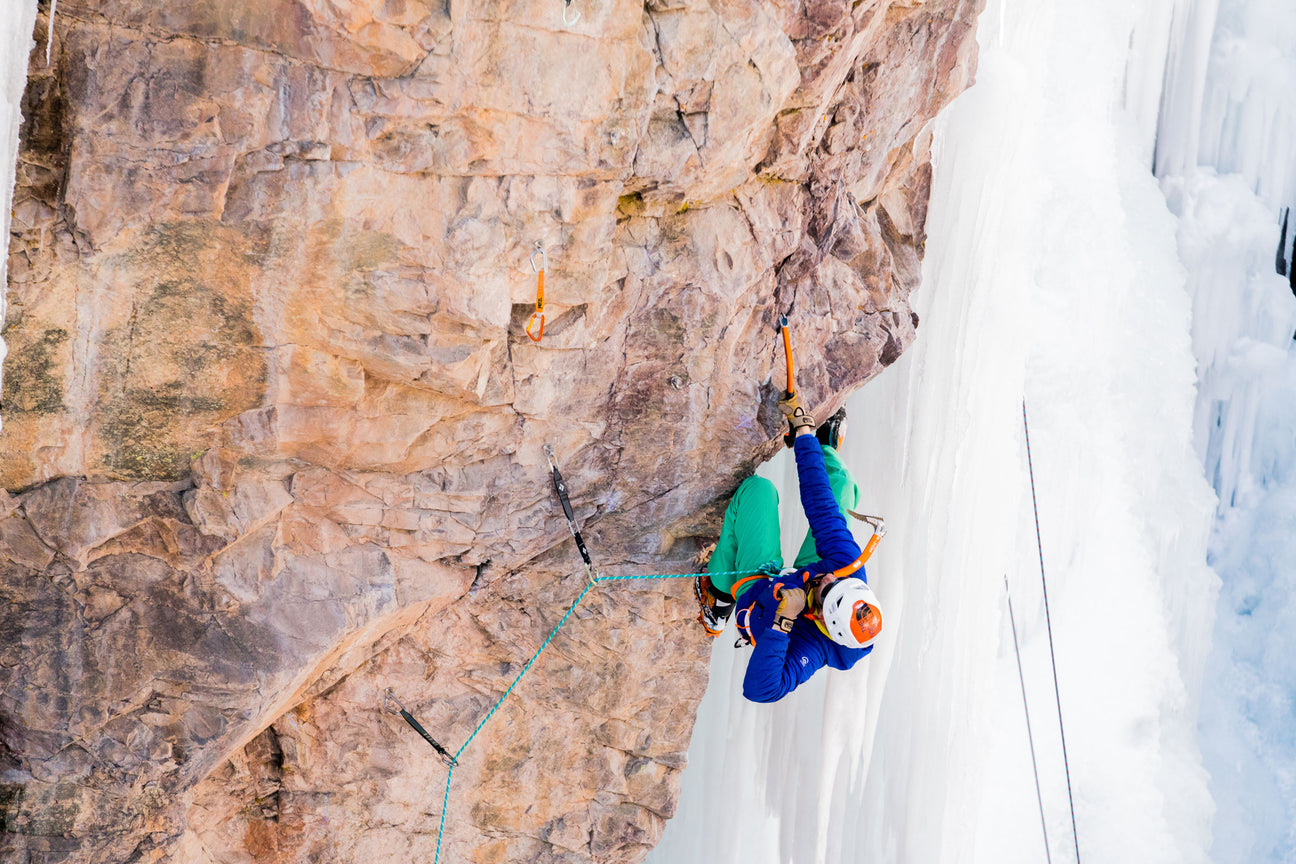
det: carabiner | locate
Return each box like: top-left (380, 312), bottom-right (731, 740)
top-left (527, 241), bottom-right (546, 342)
top-left (562, 0), bottom-right (581, 26)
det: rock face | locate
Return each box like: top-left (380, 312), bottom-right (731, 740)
top-left (1, 1), bottom-right (980, 861)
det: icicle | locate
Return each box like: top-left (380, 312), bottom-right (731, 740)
top-left (45, 0), bottom-right (57, 66)
top-left (1290, 228), bottom-right (1296, 298)
top-left (1278, 208), bottom-right (1289, 277)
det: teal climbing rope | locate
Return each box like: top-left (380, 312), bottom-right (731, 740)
top-left (454, 579), bottom-right (597, 758)
top-left (424, 565), bottom-right (763, 864)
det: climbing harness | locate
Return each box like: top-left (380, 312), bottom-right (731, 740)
top-left (561, 0), bottom-right (580, 26)
top-left (384, 688), bottom-right (458, 768)
top-left (527, 242), bottom-right (546, 342)
top-left (544, 443), bottom-right (597, 583)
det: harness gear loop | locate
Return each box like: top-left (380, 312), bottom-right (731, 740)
top-left (384, 688), bottom-right (458, 768)
top-left (526, 242), bottom-right (546, 342)
top-left (562, 0), bottom-right (581, 25)
top-left (543, 443), bottom-right (597, 584)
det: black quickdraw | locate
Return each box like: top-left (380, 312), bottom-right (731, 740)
top-left (543, 443), bottom-right (596, 584)
top-left (384, 689), bottom-right (457, 768)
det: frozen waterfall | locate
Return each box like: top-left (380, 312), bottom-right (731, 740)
top-left (651, 0), bottom-right (1296, 861)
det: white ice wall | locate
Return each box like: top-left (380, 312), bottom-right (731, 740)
top-left (1162, 0), bottom-right (1296, 859)
top-left (652, 0), bottom-right (1220, 862)
top-left (1, 1), bottom-right (38, 427)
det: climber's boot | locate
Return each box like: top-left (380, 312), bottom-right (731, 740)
top-left (694, 574), bottom-right (735, 638)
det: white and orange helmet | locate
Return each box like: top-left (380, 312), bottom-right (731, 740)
top-left (821, 579), bottom-right (882, 649)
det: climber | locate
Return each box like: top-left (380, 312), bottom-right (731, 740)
top-left (694, 403), bottom-right (883, 703)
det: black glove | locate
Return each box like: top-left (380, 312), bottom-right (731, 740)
top-left (778, 393), bottom-right (815, 447)
top-left (774, 586), bottom-right (806, 633)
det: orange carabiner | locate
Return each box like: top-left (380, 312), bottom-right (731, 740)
top-left (527, 242), bottom-right (547, 343)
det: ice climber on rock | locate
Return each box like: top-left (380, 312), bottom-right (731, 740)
top-left (694, 404), bottom-right (883, 703)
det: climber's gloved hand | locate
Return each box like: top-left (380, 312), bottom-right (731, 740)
top-left (777, 393), bottom-right (815, 447)
top-left (774, 586), bottom-right (806, 633)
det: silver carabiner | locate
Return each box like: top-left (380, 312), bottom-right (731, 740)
top-left (561, 0), bottom-right (581, 26)
top-left (383, 687), bottom-right (406, 716)
top-left (529, 240), bottom-right (547, 275)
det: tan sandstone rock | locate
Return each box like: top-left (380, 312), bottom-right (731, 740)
top-left (1, 0), bottom-right (982, 861)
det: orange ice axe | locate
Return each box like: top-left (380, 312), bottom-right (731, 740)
top-left (780, 314), bottom-right (794, 398)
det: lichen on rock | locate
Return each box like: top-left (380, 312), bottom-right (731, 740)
top-left (1, 0), bottom-right (982, 861)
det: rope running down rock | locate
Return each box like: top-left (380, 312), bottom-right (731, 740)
top-left (423, 565), bottom-right (763, 864)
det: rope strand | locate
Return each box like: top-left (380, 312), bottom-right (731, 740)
top-left (424, 566), bottom-right (763, 864)
top-left (434, 767), bottom-right (453, 863)
top-left (1023, 400), bottom-right (1081, 863)
top-left (1005, 575), bottom-right (1052, 864)
top-left (454, 579), bottom-right (597, 759)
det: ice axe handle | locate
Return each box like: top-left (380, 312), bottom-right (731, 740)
top-left (860, 532), bottom-right (882, 564)
top-left (780, 316), bottom-right (794, 396)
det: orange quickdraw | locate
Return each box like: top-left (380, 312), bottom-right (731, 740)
top-left (527, 242), bottom-right (546, 342)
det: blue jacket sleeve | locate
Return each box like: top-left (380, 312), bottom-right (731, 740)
top-left (742, 623), bottom-right (829, 703)
top-left (793, 435), bottom-right (861, 572)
